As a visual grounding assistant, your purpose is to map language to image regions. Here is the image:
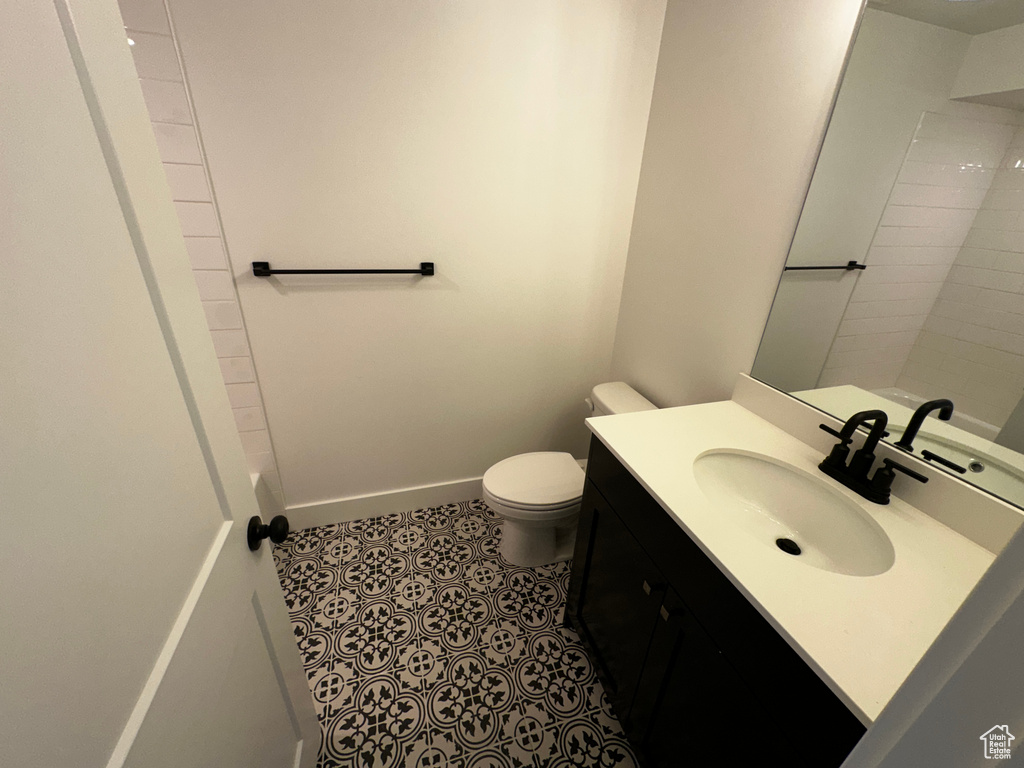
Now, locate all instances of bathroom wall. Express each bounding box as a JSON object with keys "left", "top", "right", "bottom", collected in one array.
[
  {"left": 895, "top": 124, "right": 1024, "bottom": 427},
  {"left": 818, "top": 107, "right": 1020, "bottom": 391},
  {"left": 117, "top": 0, "right": 285, "bottom": 507},
  {"left": 610, "top": 0, "right": 863, "bottom": 406},
  {"left": 160, "top": 0, "right": 667, "bottom": 512}
]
